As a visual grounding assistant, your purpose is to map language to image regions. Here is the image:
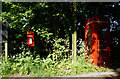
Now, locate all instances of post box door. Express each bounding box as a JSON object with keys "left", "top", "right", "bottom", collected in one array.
[{"left": 27, "top": 31, "right": 35, "bottom": 46}]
